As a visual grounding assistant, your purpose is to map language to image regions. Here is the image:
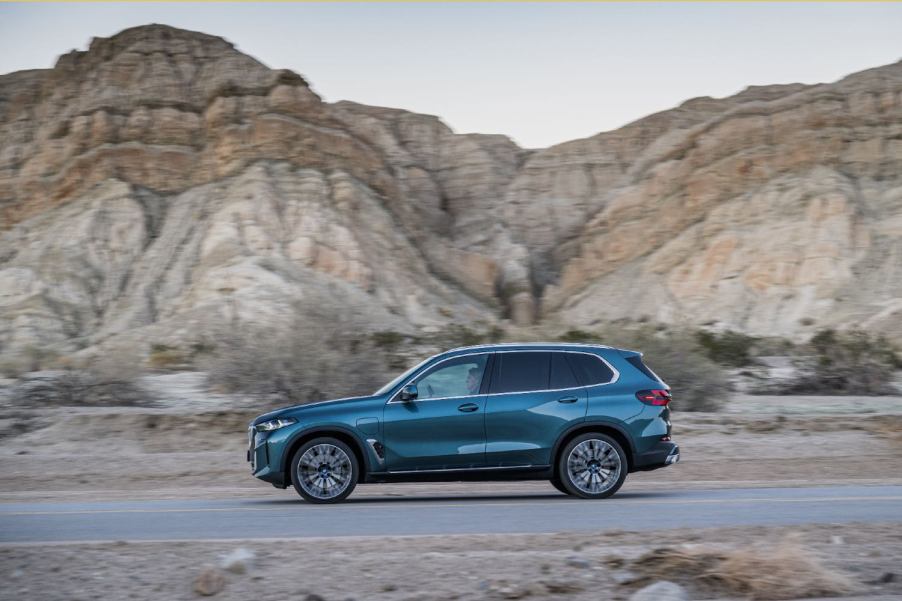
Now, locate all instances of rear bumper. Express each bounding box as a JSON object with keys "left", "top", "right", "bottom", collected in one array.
[{"left": 632, "top": 441, "right": 680, "bottom": 472}]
